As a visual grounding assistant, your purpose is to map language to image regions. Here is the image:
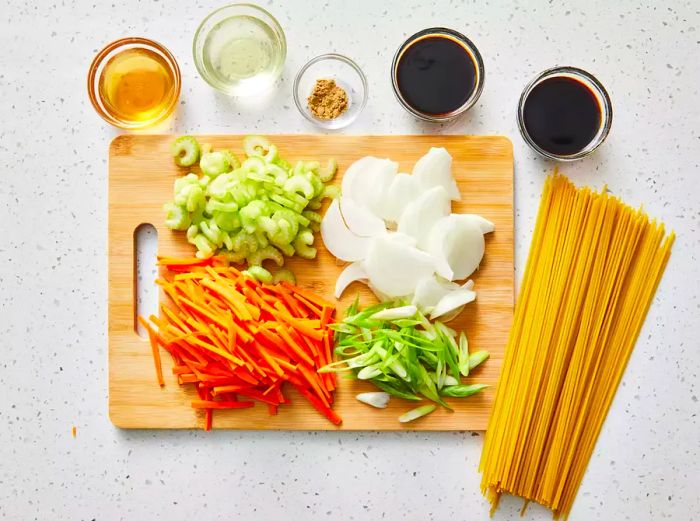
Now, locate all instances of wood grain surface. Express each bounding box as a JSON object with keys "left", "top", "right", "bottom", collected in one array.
[{"left": 108, "top": 134, "right": 513, "bottom": 430}]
